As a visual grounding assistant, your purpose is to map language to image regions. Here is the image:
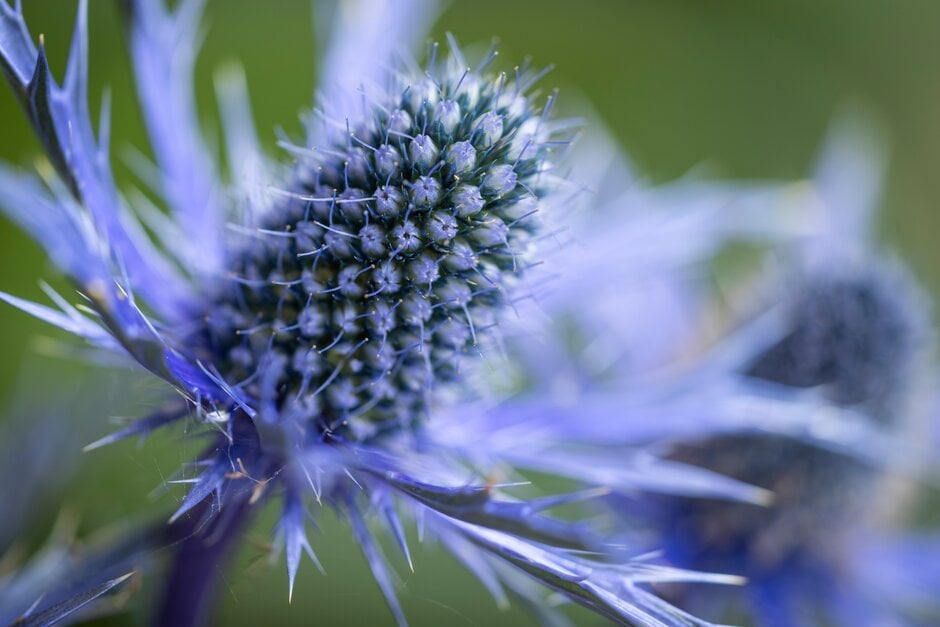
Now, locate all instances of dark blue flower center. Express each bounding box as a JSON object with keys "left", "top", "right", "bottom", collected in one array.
[
  {"left": 660, "top": 271, "right": 922, "bottom": 579},
  {"left": 200, "top": 62, "right": 556, "bottom": 441}
]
